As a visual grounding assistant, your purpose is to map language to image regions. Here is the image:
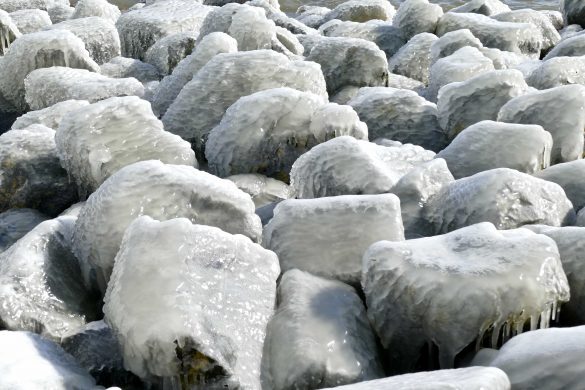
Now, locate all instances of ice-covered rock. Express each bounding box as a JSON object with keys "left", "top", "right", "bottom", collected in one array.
[
  {"left": 47, "top": 3, "right": 74, "bottom": 23},
  {"left": 263, "top": 194, "right": 403, "bottom": 284},
  {"left": 348, "top": 87, "right": 447, "bottom": 151},
  {"left": 206, "top": 88, "right": 367, "bottom": 179},
  {"left": 290, "top": 136, "right": 435, "bottom": 198},
  {"left": 562, "top": 0, "right": 585, "bottom": 27},
  {"left": 0, "top": 208, "right": 48, "bottom": 252},
  {"left": 427, "top": 46, "right": 495, "bottom": 102},
  {"left": 534, "top": 160, "right": 585, "bottom": 211},
  {"left": 450, "top": 0, "right": 510, "bottom": 16},
  {"left": 24, "top": 67, "right": 144, "bottom": 110},
  {"left": 0, "top": 126, "right": 77, "bottom": 216},
  {"left": 363, "top": 222, "right": 570, "bottom": 370},
  {"left": 493, "top": 9, "right": 560, "bottom": 53},
  {"left": 226, "top": 174, "right": 291, "bottom": 208},
  {"left": 392, "top": 0, "right": 443, "bottom": 40},
  {"left": 319, "top": 0, "right": 395, "bottom": 25},
  {"left": 99, "top": 56, "right": 160, "bottom": 83},
  {"left": 162, "top": 50, "right": 327, "bottom": 159},
  {"left": 295, "top": 5, "right": 330, "bottom": 28},
  {"left": 152, "top": 32, "right": 237, "bottom": 117},
  {"left": 0, "top": 10, "right": 20, "bottom": 55},
  {"left": 436, "top": 121, "right": 552, "bottom": 179},
  {"left": 497, "top": 84, "right": 585, "bottom": 164},
  {"left": 0, "top": 29, "right": 98, "bottom": 113},
  {"left": 73, "top": 160, "right": 262, "bottom": 292},
  {"left": 0, "top": 216, "right": 100, "bottom": 340},
  {"left": 116, "top": 0, "right": 214, "bottom": 60},
  {"left": 560, "top": 24, "right": 582, "bottom": 40},
  {"left": 0, "top": 331, "right": 97, "bottom": 389},
  {"left": 578, "top": 207, "right": 585, "bottom": 226},
  {"left": 9, "top": 9, "right": 51, "bottom": 34},
  {"left": 388, "top": 32, "right": 437, "bottom": 85},
  {"left": 104, "top": 216, "right": 279, "bottom": 387},
  {"left": 10, "top": 100, "right": 89, "bottom": 130},
  {"left": 525, "top": 56, "right": 585, "bottom": 89},
  {"left": 430, "top": 29, "right": 483, "bottom": 64},
  {"left": 544, "top": 34, "right": 585, "bottom": 59},
  {"left": 471, "top": 326, "right": 585, "bottom": 390},
  {"left": 72, "top": 0, "right": 120, "bottom": 23},
  {"left": 248, "top": 0, "right": 316, "bottom": 35},
  {"left": 423, "top": 168, "right": 576, "bottom": 234},
  {"left": 263, "top": 270, "right": 384, "bottom": 389},
  {"left": 144, "top": 31, "right": 198, "bottom": 75},
  {"left": 56, "top": 96, "right": 196, "bottom": 196},
  {"left": 0, "top": 0, "right": 68, "bottom": 12},
  {"left": 437, "top": 69, "right": 531, "bottom": 140},
  {"left": 320, "top": 367, "right": 511, "bottom": 390},
  {"left": 542, "top": 10, "right": 564, "bottom": 30},
  {"left": 436, "top": 12, "right": 543, "bottom": 57},
  {"left": 478, "top": 47, "right": 529, "bottom": 70}
]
